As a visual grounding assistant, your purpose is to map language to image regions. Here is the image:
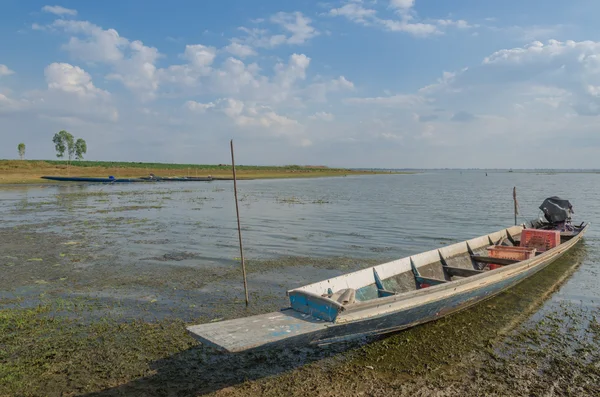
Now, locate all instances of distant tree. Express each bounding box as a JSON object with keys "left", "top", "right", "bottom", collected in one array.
[
  {"left": 17, "top": 143, "right": 25, "bottom": 160},
  {"left": 52, "top": 130, "right": 74, "bottom": 161},
  {"left": 74, "top": 138, "right": 87, "bottom": 160}
]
